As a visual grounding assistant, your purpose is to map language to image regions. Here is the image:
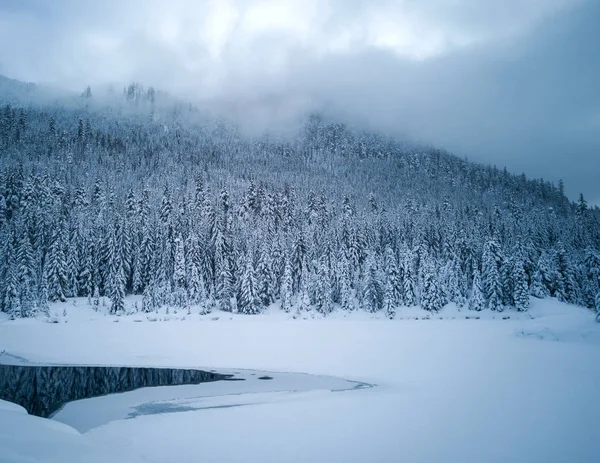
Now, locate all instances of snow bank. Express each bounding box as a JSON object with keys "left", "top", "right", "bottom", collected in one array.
[{"left": 0, "top": 399, "right": 143, "bottom": 463}]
